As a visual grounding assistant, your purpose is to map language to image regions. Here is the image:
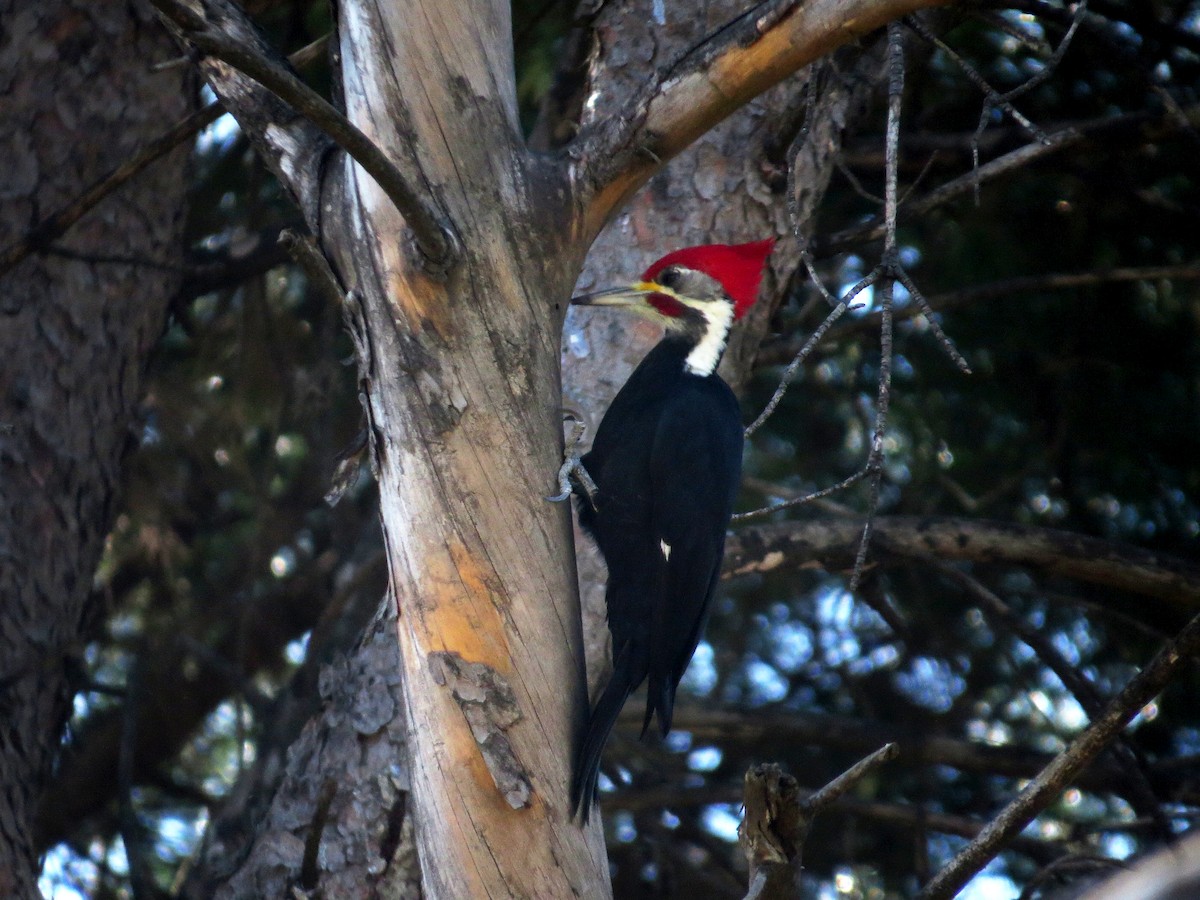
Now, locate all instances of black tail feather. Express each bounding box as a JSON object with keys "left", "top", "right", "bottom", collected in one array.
[
  {"left": 640, "top": 669, "right": 676, "bottom": 739},
  {"left": 572, "top": 647, "right": 639, "bottom": 822}
]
